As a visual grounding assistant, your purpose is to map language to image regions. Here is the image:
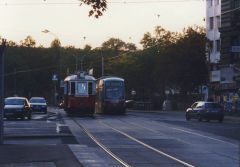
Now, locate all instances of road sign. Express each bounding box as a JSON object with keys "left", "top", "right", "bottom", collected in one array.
[{"left": 52, "top": 74, "right": 58, "bottom": 81}]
